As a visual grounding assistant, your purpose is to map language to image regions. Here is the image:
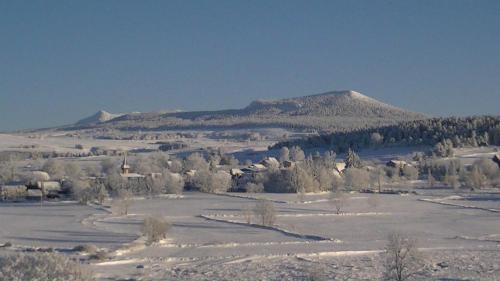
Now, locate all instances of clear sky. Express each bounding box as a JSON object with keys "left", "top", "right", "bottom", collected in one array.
[{"left": 1, "top": 0, "right": 499, "bottom": 131}]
